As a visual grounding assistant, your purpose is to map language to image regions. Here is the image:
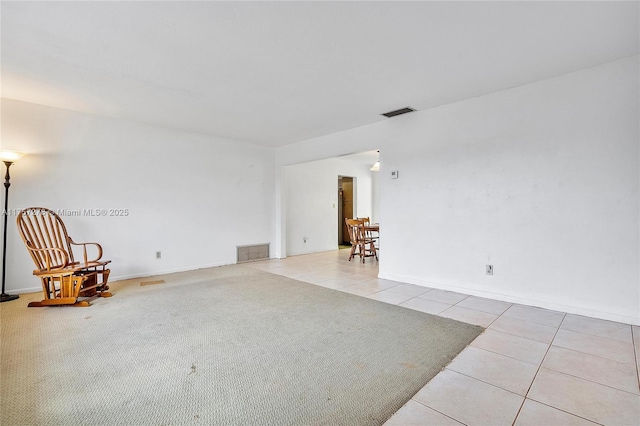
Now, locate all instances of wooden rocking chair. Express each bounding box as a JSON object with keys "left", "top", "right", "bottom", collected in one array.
[{"left": 16, "top": 207, "right": 112, "bottom": 307}]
